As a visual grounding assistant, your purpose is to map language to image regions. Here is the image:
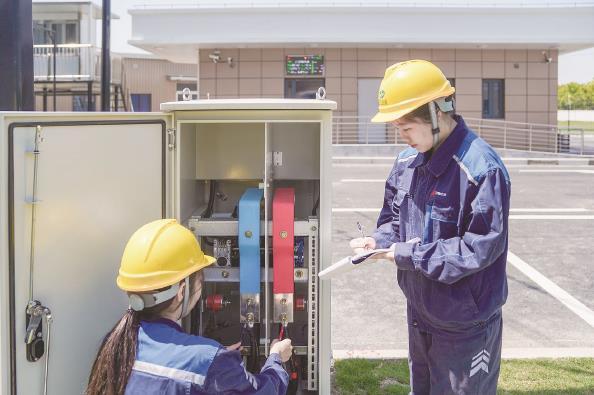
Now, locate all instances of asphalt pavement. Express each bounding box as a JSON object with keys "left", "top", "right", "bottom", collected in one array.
[{"left": 330, "top": 150, "right": 594, "bottom": 359}]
